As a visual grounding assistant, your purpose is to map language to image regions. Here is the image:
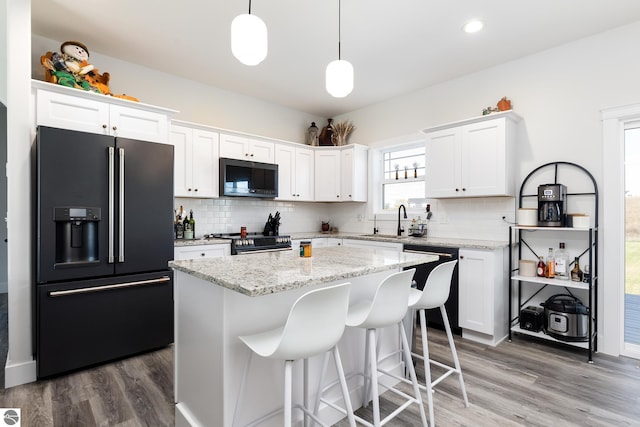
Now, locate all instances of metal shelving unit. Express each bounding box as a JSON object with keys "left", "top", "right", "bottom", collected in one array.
[{"left": 508, "top": 162, "right": 598, "bottom": 362}]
